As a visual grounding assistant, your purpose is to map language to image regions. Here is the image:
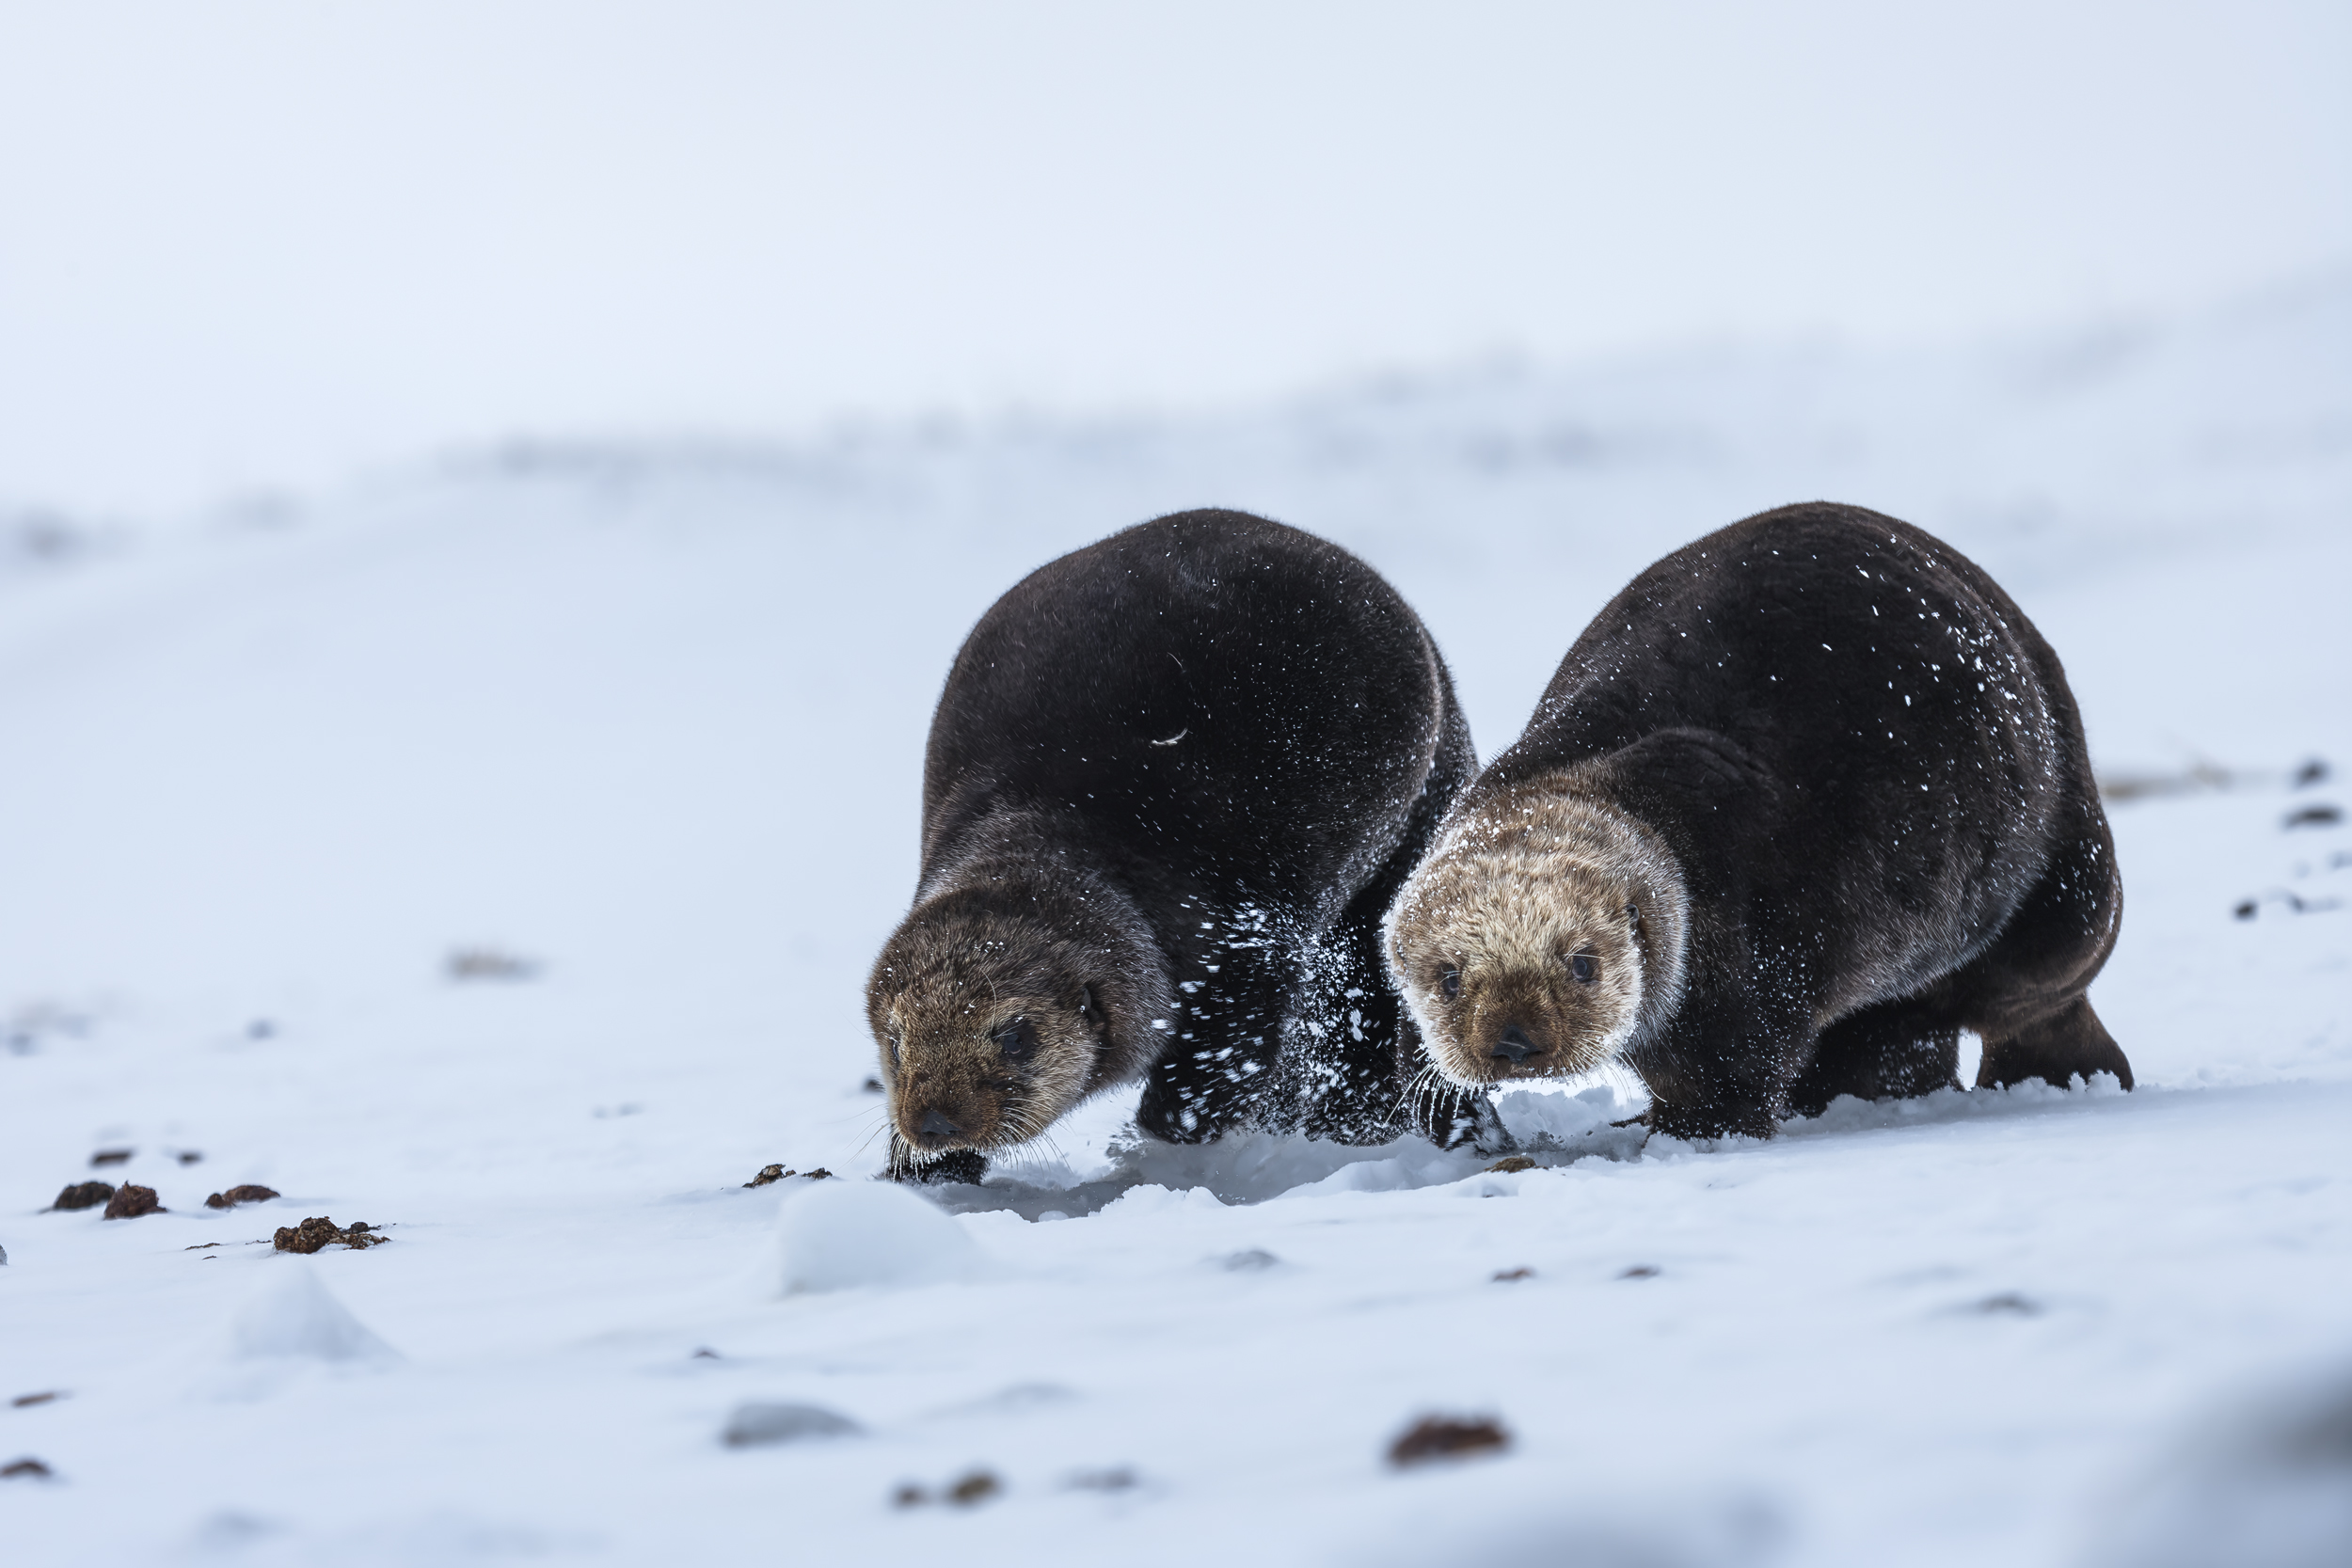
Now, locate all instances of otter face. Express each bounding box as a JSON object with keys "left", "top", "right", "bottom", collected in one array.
[
  {"left": 866, "top": 910, "right": 1110, "bottom": 1163},
  {"left": 1388, "top": 849, "right": 1648, "bottom": 1089}
]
